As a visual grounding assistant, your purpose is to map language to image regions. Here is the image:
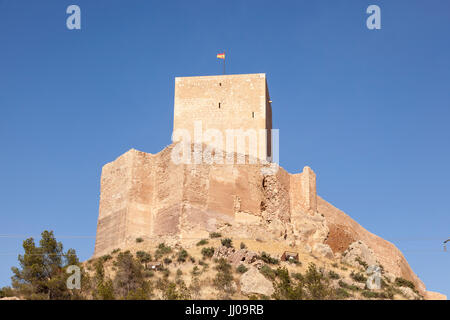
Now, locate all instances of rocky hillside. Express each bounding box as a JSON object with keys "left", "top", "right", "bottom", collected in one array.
[{"left": 83, "top": 235, "right": 431, "bottom": 300}]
